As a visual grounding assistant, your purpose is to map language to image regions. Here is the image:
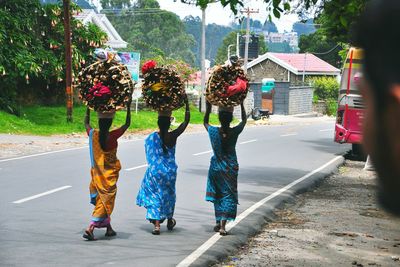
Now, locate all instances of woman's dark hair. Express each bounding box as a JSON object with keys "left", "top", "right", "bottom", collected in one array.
[
  {"left": 158, "top": 116, "right": 171, "bottom": 154},
  {"left": 98, "top": 118, "right": 112, "bottom": 151},
  {"left": 218, "top": 111, "right": 233, "bottom": 153}
]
